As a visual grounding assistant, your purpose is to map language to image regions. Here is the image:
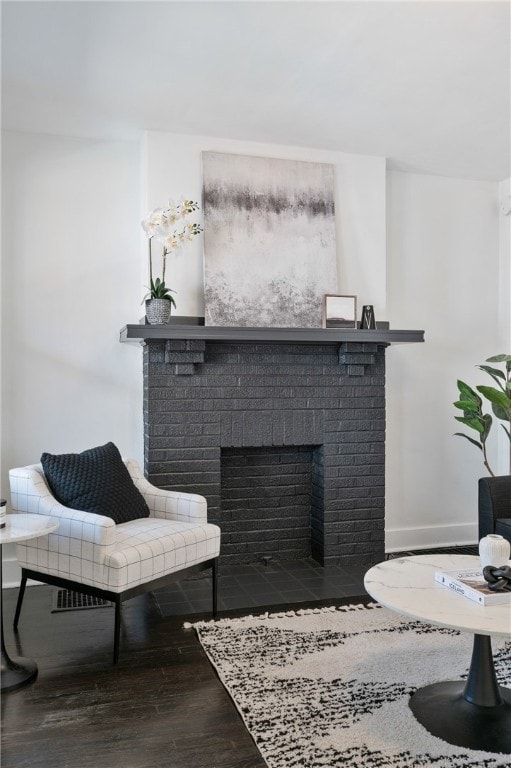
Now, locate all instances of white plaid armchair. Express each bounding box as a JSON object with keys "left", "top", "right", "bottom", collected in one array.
[{"left": 9, "top": 459, "right": 220, "bottom": 663}]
